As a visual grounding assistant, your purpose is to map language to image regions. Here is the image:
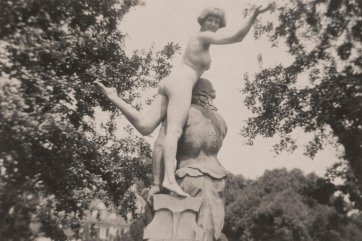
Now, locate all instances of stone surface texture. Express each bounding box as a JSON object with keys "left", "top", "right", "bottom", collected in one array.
[{"left": 144, "top": 78, "right": 228, "bottom": 241}]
